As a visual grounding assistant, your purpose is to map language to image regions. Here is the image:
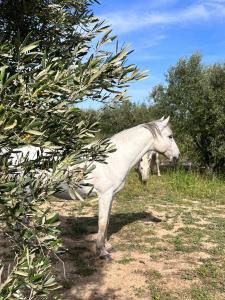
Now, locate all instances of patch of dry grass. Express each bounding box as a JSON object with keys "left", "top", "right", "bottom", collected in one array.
[{"left": 48, "top": 169, "right": 225, "bottom": 299}]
